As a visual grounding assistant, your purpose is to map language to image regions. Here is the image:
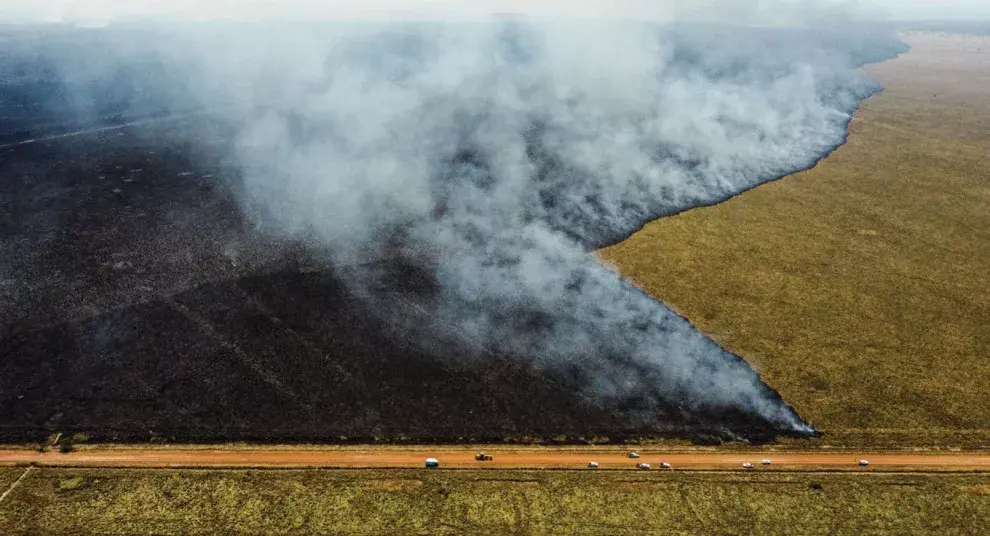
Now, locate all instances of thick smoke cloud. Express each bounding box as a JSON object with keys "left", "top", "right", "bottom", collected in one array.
[
  {"left": 173, "top": 21, "right": 902, "bottom": 432},
  {"left": 3, "top": 18, "right": 906, "bottom": 435}
]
